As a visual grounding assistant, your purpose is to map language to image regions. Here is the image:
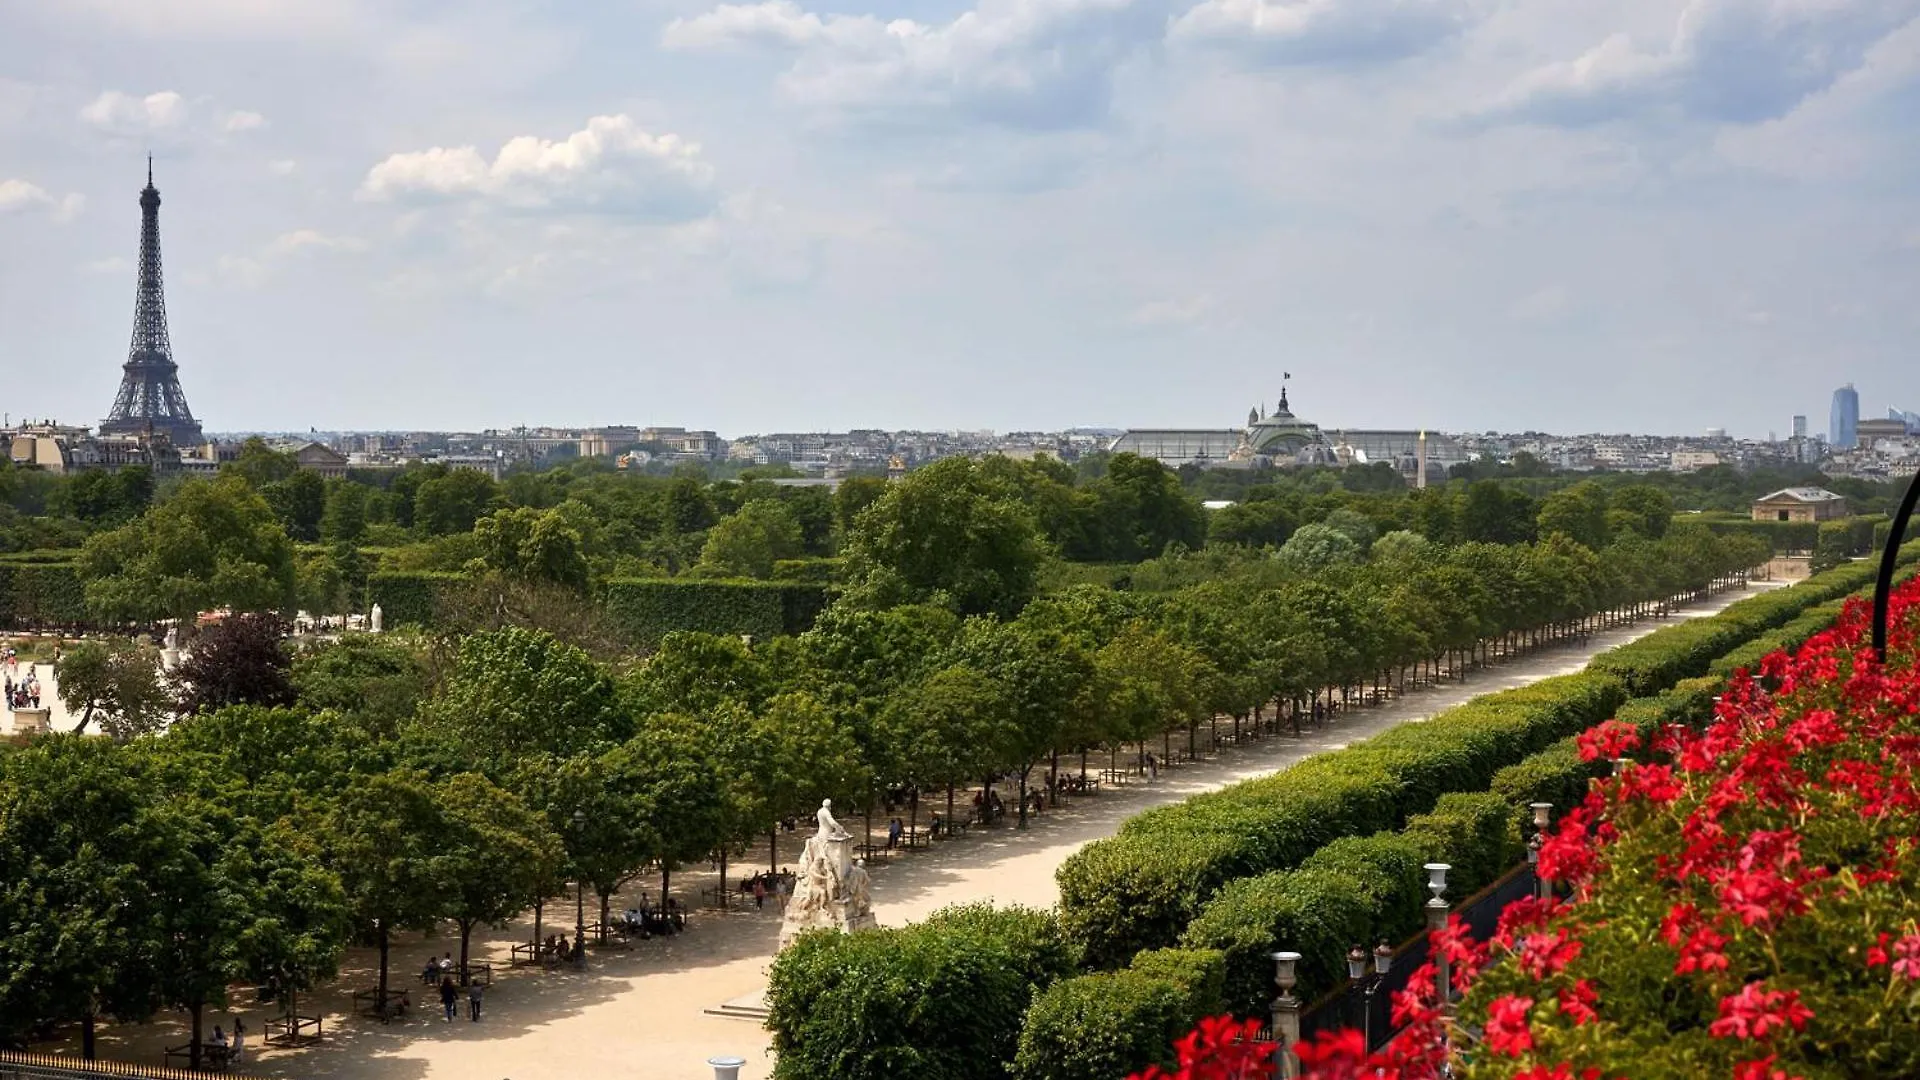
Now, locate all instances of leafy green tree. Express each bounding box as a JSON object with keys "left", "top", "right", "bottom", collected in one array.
[
  {"left": 1277, "top": 522, "right": 1361, "bottom": 572},
  {"left": 1093, "top": 454, "right": 1206, "bottom": 561},
  {"left": 844, "top": 456, "right": 1048, "bottom": 617},
  {"left": 172, "top": 613, "right": 297, "bottom": 716},
  {"left": 698, "top": 499, "right": 805, "bottom": 578},
  {"left": 292, "top": 635, "right": 429, "bottom": 739},
  {"left": 52, "top": 466, "right": 153, "bottom": 525},
  {"left": 414, "top": 468, "right": 502, "bottom": 536},
  {"left": 435, "top": 773, "right": 563, "bottom": 978},
  {"left": 1370, "top": 529, "right": 1435, "bottom": 566},
  {"left": 262, "top": 470, "right": 326, "bottom": 542},
  {"left": 1536, "top": 481, "right": 1611, "bottom": 549},
  {"left": 222, "top": 438, "right": 297, "bottom": 488},
  {"left": 319, "top": 480, "right": 369, "bottom": 543},
  {"left": 1460, "top": 481, "right": 1536, "bottom": 545},
  {"left": 1320, "top": 508, "right": 1379, "bottom": 552},
  {"left": 474, "top": 506, "right": 591, "bottom": 591},
  {"left": 625, "top": 631, "right": 770, "bottom": 716},
  {"left": 414, "top": 625, "right": 630, "bottom": 765},
  {"left": 80, "top": 474, "right": 298, "bottom": 622},
  {"left": 322, "top": 768, "right": 459, "bottom": 1012},
  {"left": 57, "top": 641, "right": 170, "bottom": 739},
  {"left": 746, "top": 691, "right": 871, "bottom": 865},
  {"left": 876, "top": 663, "right": 1012, "bottom": 823},
  {"left": 0, "top": 740, "right": 166, "bottom": 1054},
  {"left": 1207, "top": 498, "right": 1295, "bottom": 548},
  {"left": 664, "top": 474, "right": 718, "bottom": 534},
  {"left": 833, "top": 476, "right": 890, "bottom": 540},
  {"left": 1609, "top": 485, "right": 1674, "bottom": 539},
  {"left": 949, "top": 616, "right": 1092, "bottom": 827}
]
